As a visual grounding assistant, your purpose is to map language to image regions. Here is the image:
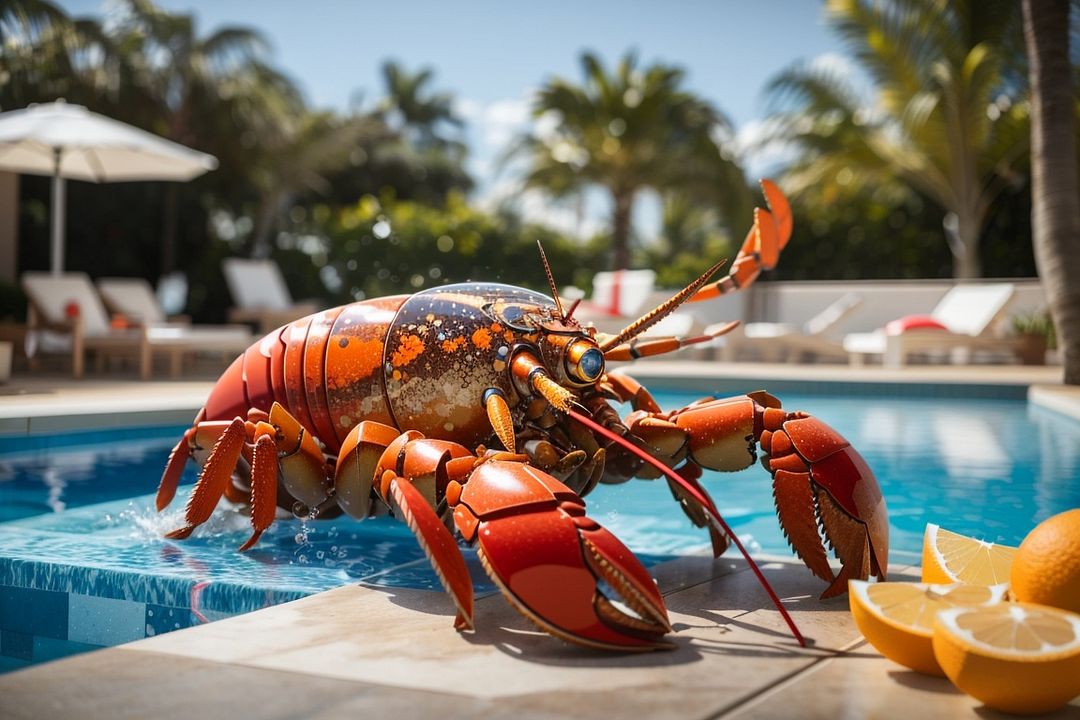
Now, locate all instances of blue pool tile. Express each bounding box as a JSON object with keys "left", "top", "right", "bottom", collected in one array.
[
  {"left": 0, "top": 586, "right": 67, "bottom": 639},
  {"left": 68, "top": 594, "right": 146, "bottom": 646},
  {"left": 1, "top": 629, "right": 32, "bottom": 660},
  {"left": 32, "top": 636, "right": 100, "bottom": 663},
  {"left": 0, "top": 655, "right": 30, "bottom": 673},
  {"left": 144, "top": 604, "right": 194, "bottom": 637}
]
